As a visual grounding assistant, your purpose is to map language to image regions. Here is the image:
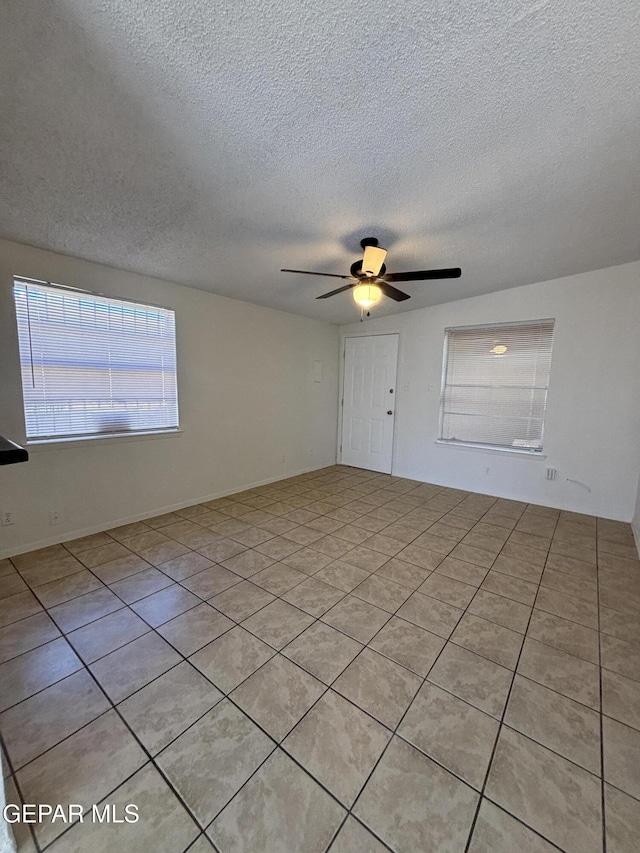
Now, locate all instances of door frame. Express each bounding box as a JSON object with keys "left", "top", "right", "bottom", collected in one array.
[{"left": 338, "top": 331, "right": 402, "bottom": 473}]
